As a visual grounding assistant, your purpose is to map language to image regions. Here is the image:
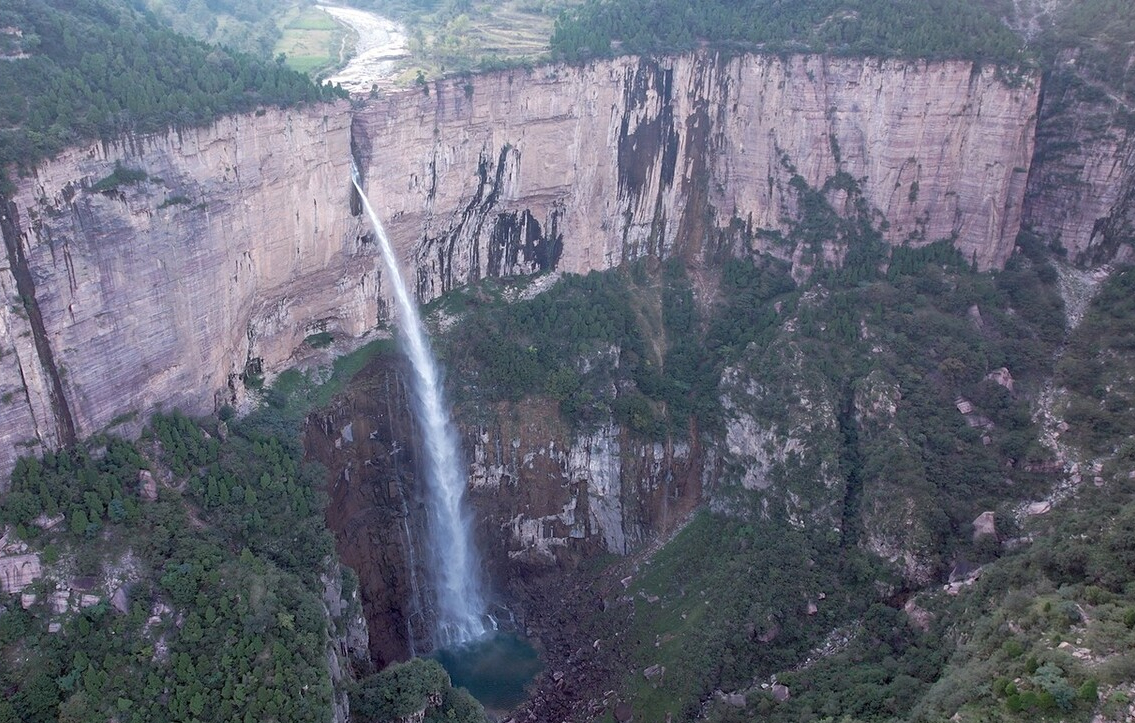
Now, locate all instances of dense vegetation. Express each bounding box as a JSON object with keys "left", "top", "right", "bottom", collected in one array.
[
  {"left": 0, "top": 0, "right": 344, "bottom": 193},
  {"left": 1056, "top": 267, "right": 1135, "bottom": 454},
  {"left": 443, "top": 255, "right": 794, "bottom": 436},
  {"left": 0, "top": 410, "right": 336, "bottom": 723},
  {"left": 351, "top": 657, "right": 486, "bottom": 722},
  {"left": 136, "top": 0, "right": 291, "bottom": 57},
  {"left": 1031, "top": 0, "right": 1135, "bottom": 104},
  {"left": 550, "top": 0, "right": 1026, "bottom": 63}
]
